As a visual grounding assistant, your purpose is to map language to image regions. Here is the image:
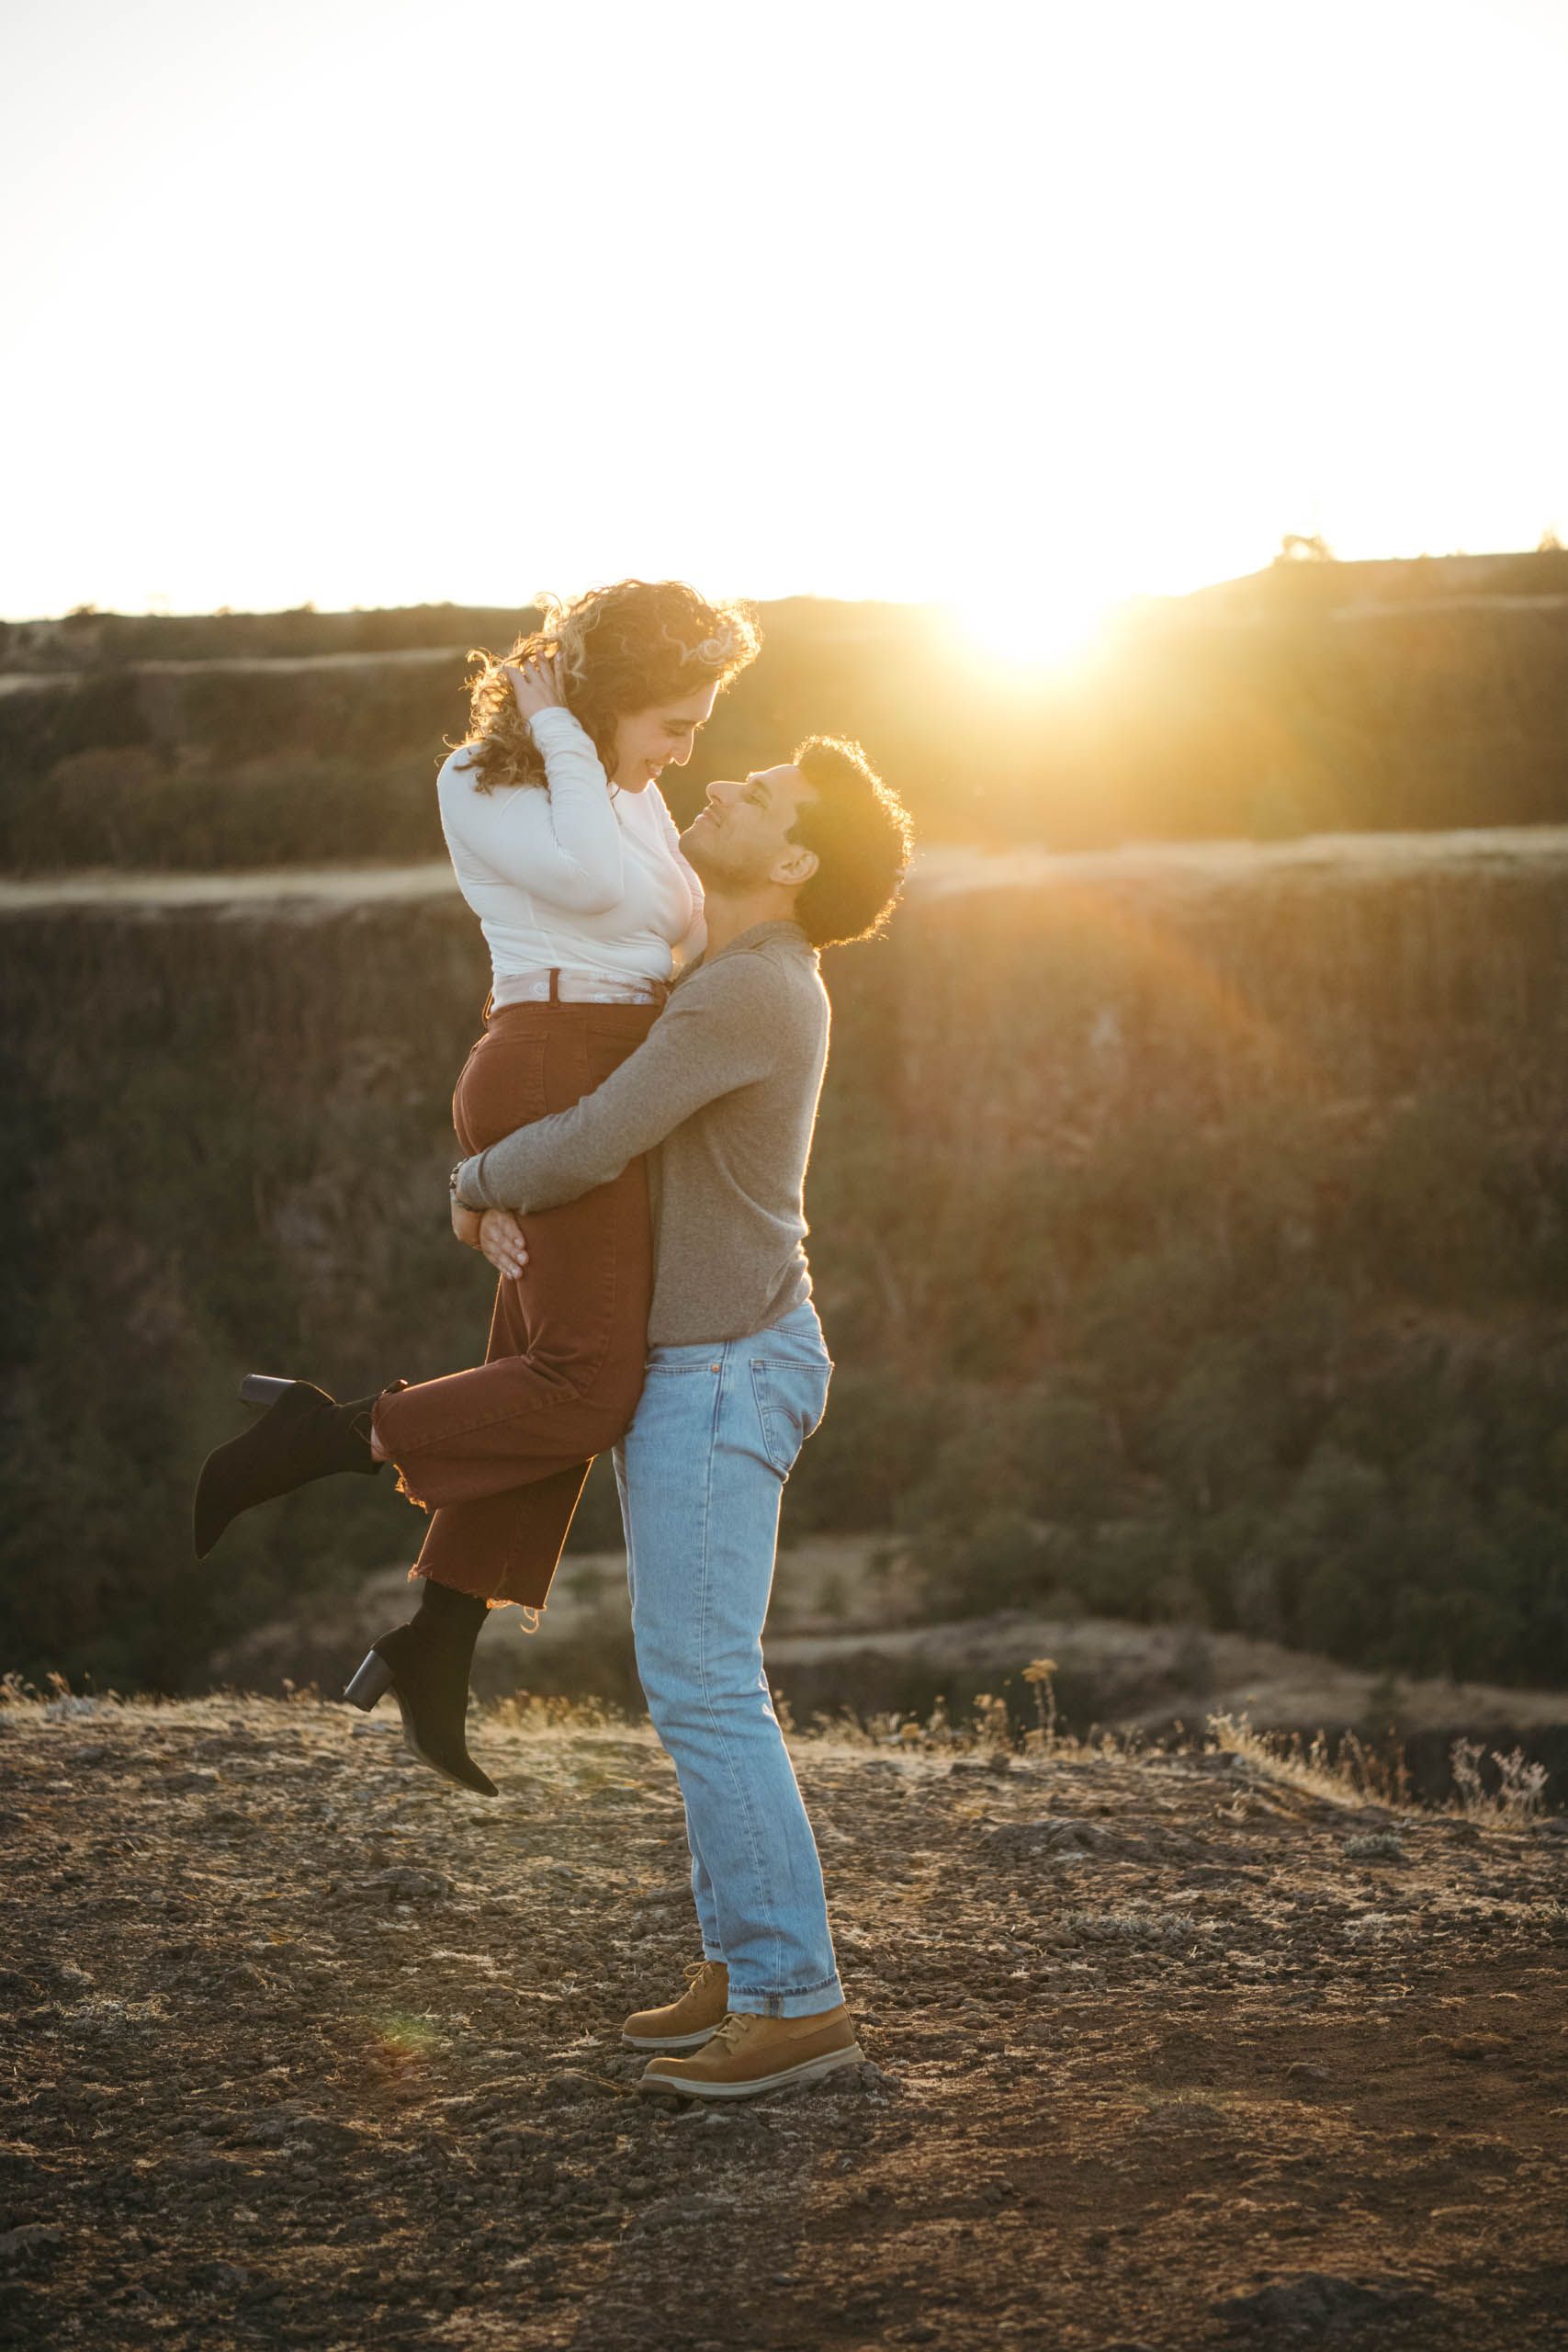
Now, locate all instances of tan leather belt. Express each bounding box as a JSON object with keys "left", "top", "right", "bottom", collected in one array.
[{"left": 491, "top": 966, "right": 667, "bottom": 1008}]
